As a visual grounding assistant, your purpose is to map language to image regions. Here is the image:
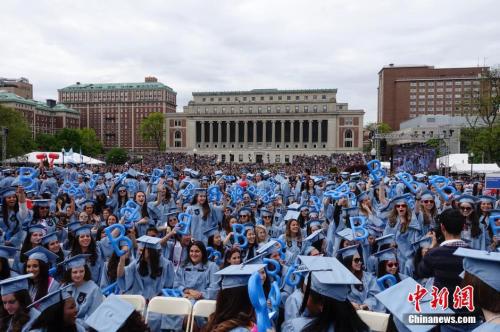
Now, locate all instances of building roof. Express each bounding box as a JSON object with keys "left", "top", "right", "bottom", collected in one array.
[
  {"left": 59, "top": 81, "right": 176, "bottom": 93},
  {"left": 0, "top": 90, "right": 36, "bottom": 106},
  {"left": 192, "top": 88, "right": 337, "bottom": 96},
  {"left": 0, "top": 90, "right": 79, "bottom": 115}
]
